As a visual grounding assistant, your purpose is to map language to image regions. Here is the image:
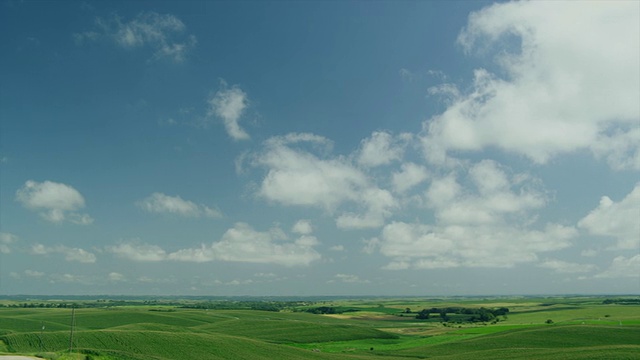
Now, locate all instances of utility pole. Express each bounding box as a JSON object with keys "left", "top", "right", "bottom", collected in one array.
[
  {"left": 68, "top": 307, "right": 75, "bottom": 353},
  {"left": 39, "top": 321, "right": 44, "bottom": 352}
]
